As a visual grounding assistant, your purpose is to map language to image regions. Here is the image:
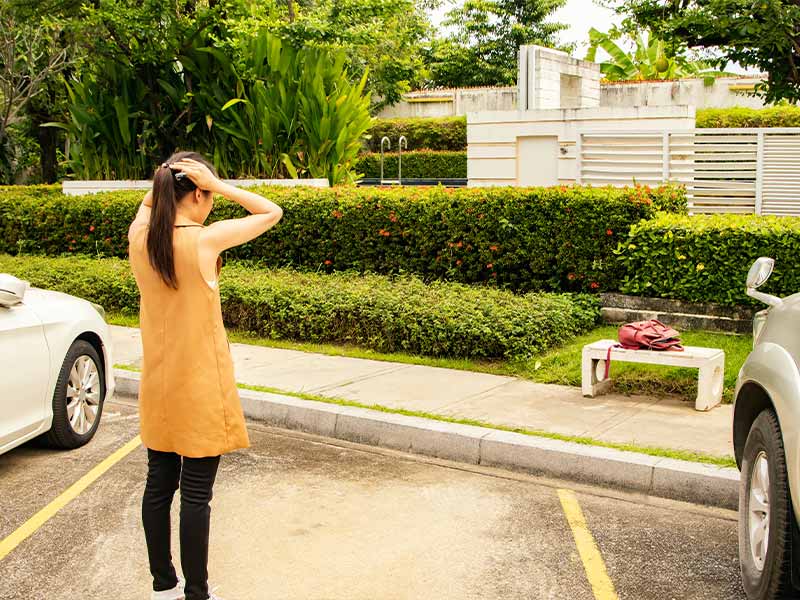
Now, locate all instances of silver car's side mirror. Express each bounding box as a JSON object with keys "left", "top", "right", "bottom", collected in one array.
[
  {"left": 0, "top": 273, "right": 29, "bottom": 308},
  {"left": 746, "top": 257, "right": 774, "bottom": 289},
  {"left": 746, "top": 258, "right": 782, "bottom": 307}
]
